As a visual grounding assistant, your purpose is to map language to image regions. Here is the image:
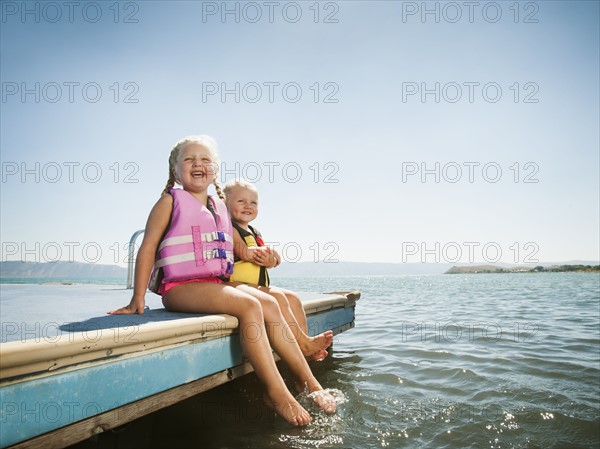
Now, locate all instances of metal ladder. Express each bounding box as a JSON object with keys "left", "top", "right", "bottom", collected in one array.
[{"left": 126, "top": 229, "right": 145, "bottom": 289}]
